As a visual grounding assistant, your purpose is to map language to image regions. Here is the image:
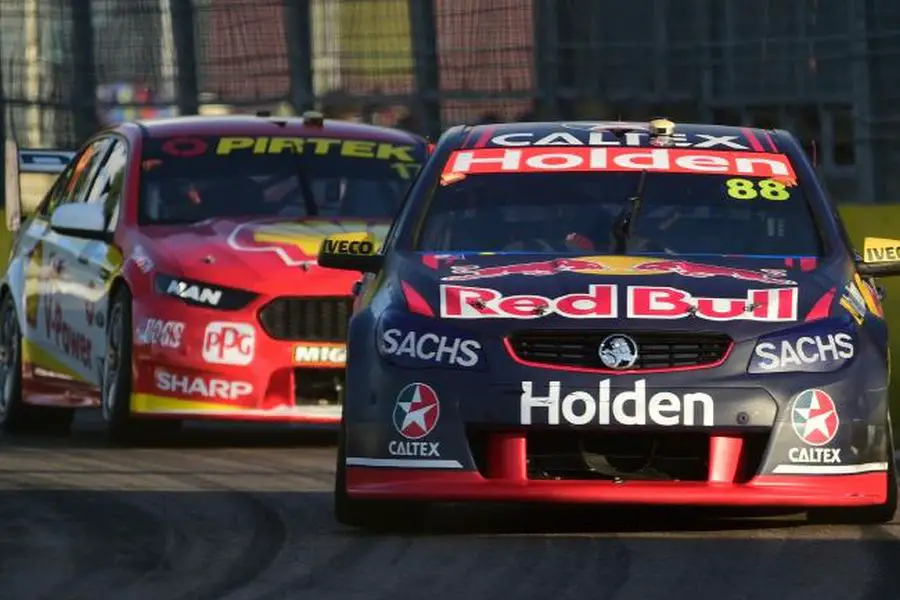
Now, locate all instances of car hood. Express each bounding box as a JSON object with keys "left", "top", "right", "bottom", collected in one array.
[
  {"left": 398, "top": 252, "right": 848, "bottom": 340},
  {"left": 139, "top": 217, "right": 391, "bottom": 295}
]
